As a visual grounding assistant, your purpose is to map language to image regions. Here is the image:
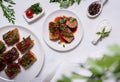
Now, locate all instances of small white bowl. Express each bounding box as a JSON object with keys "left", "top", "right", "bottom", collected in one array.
[
  {"left": 23, "top": 6, "right": 44, "bottom": 23},
  {"left": 87, "top": 1, "right": 102, "bottom": 18}
]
